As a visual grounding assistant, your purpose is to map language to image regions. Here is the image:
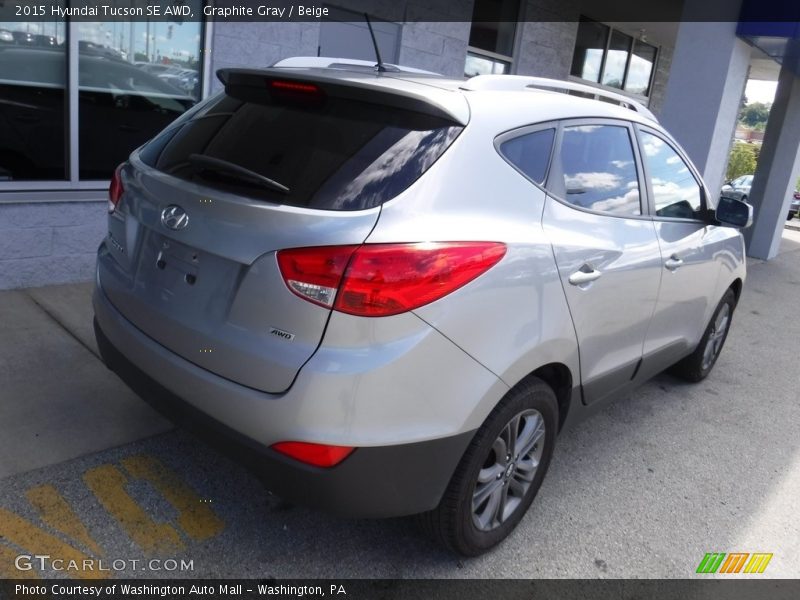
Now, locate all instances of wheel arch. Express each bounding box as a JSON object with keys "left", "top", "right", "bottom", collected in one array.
[
  {"left": 729, "top": 277, "right": 743, "bottom": 303},
  {"left": 510, "top": 362, "right": 574, "bottom": 433}
]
